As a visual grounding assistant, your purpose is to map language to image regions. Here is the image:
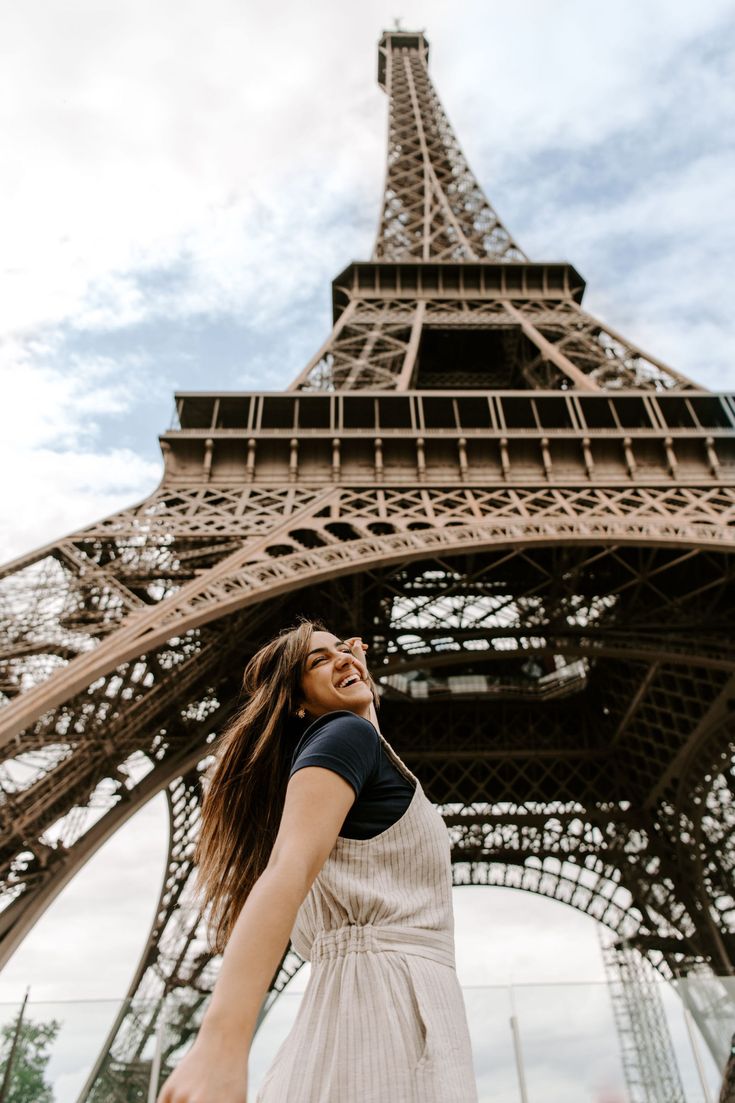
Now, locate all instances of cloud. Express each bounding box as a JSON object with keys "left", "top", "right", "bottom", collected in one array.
[
  {"left": 444, "top": 0, "right": 734, "bottom": 156},
  {"left": 0, "top": 0, "right": 383, "bottom": 340},
  {"left": 0, "top": 444, "right": 161, "bottom": 562},
  {"left": 0, "top": 336, "right": 161, "bottom": 558}
]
